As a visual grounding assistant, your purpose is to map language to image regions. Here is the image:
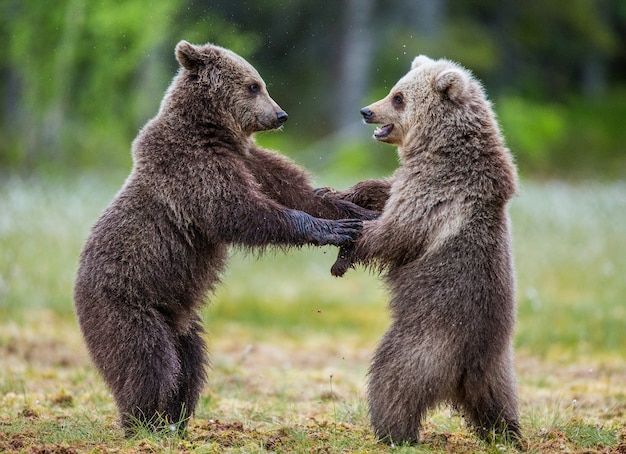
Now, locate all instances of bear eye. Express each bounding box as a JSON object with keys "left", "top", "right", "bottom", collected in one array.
[
  {"left": 392, "top": 93, "right": 404, "bottom": 107},
  {"left": 249, "top": 83, "right": 260, "bottom": 94}
]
